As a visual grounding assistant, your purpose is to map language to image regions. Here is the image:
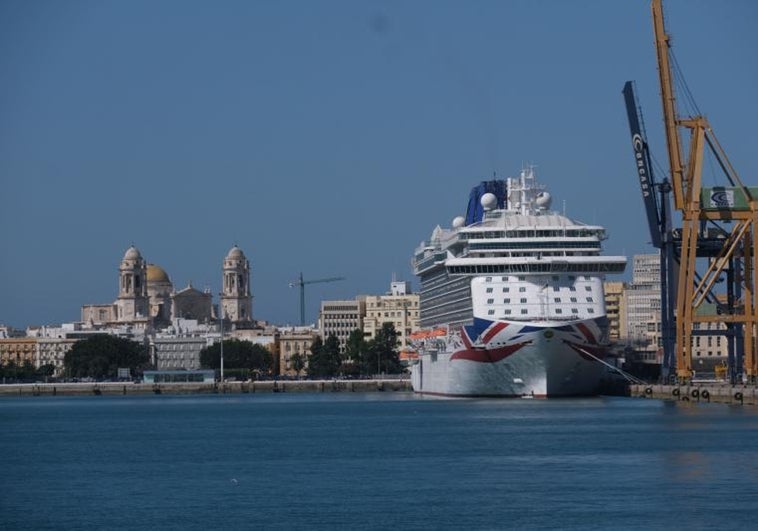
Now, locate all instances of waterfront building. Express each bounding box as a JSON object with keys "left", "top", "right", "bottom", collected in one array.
[
  {"left": 362, "top": 281, "right": 420, "bottom": 350},
  {"left": 0, "top": 338, "right": 38, "bottom": 370},
  {"left": 603, "top": 281, "right": 626, "bottom": 343},
  {"left": 278, "top": 326, "right": 319, "bottom": 377},
  {"left": 318, "top": 299, "right": 365, "bottom": 353},
  {"left": 622, "top": 254, "right": 661, "bottom": 354},
  {"left": 150, "top": 336, "right": 208, "bottom": 371},
  {"left": 36, "top": 338, "right": 76, "bottom": 376}
]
